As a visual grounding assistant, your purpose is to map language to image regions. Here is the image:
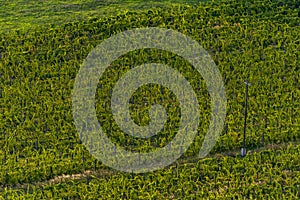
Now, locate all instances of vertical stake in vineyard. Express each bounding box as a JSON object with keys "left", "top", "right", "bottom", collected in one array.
[{"left": 241, "top": 81, "right": 251, "bottom": 157}]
